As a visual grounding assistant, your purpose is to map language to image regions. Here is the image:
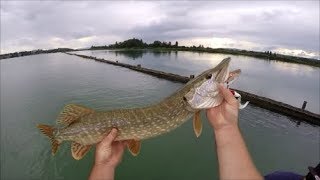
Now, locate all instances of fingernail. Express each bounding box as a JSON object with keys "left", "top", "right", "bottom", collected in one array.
[{"left": 111, "top": 128, "right": 118, "bottom": 134}]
